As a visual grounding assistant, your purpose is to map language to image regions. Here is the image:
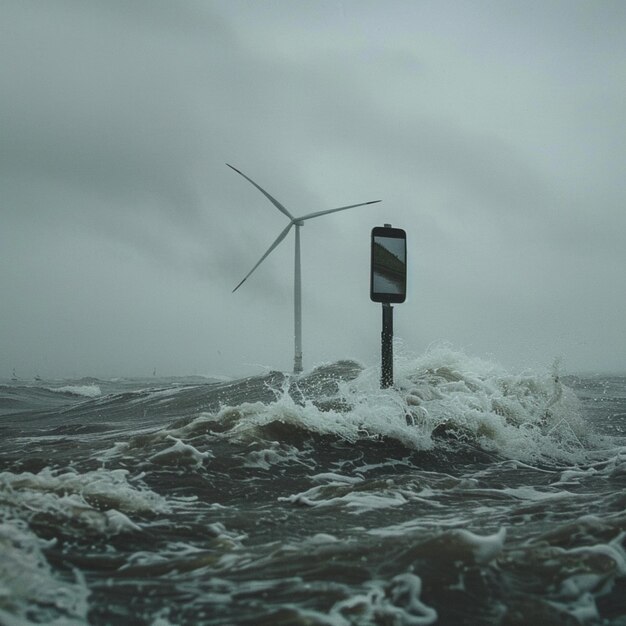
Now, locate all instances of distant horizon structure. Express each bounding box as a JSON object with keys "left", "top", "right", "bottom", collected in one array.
[{"left": 228, "top": 164, "right": 381, "bottom": 374}]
